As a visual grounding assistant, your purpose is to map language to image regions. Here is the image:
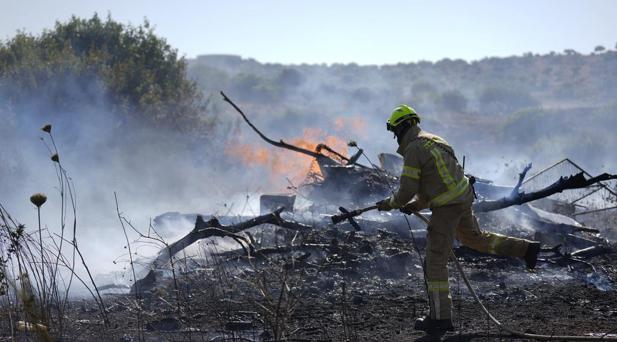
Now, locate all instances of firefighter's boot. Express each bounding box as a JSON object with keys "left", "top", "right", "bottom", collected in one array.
[{"left": 414, "top": 316, "right": 454, "bottom": 334}]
